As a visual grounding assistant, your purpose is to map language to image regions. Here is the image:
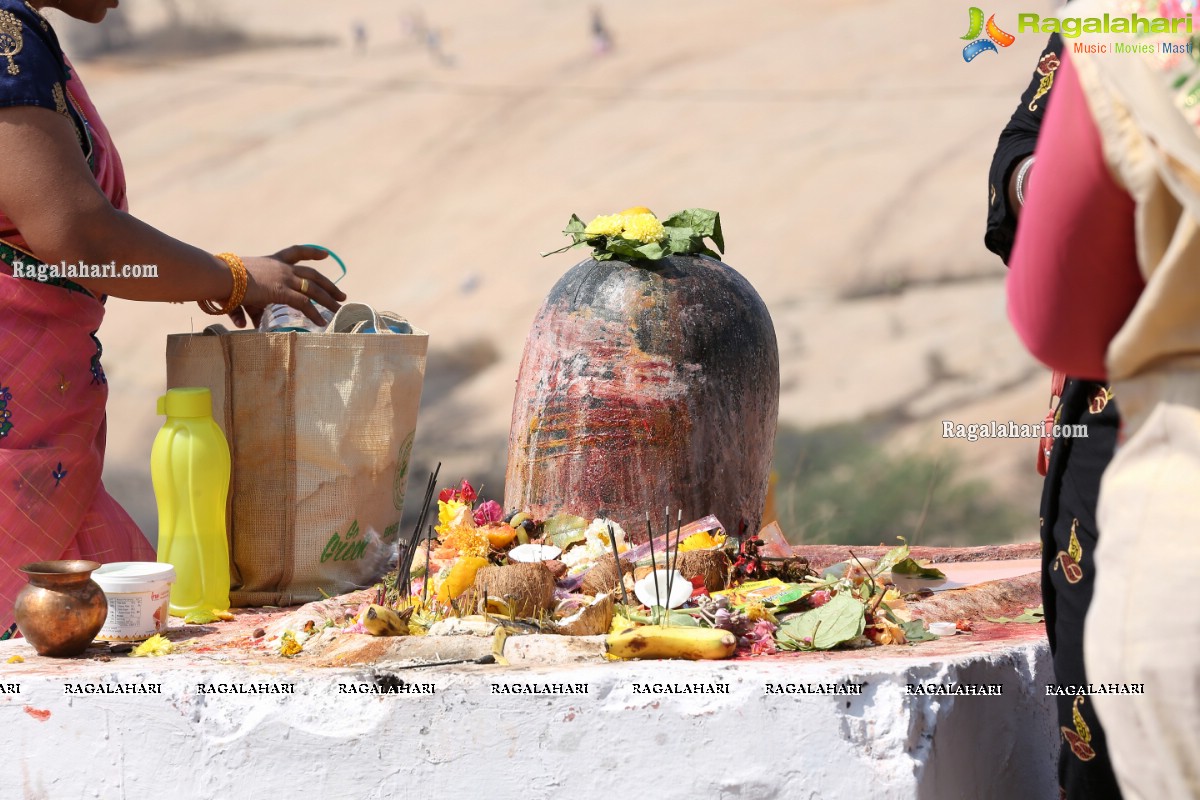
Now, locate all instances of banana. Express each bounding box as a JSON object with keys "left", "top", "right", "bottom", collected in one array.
[
  {"left": 605, "top": 624, "right": 737, "bottom": 661},
  {"left": 362, "top": 604, "right": 413, "bottom": 637}
]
